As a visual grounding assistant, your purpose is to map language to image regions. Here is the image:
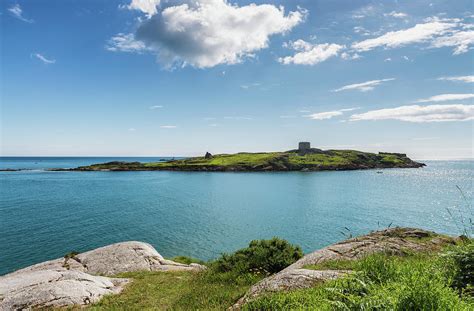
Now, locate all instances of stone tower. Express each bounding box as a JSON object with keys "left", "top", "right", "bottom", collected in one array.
[{"left": 298, "top": 142, "right": 311, "bottom": 152}]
